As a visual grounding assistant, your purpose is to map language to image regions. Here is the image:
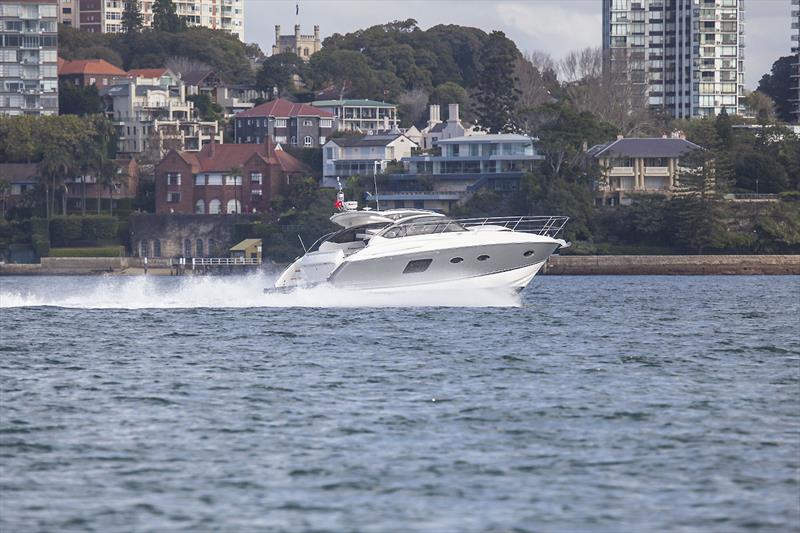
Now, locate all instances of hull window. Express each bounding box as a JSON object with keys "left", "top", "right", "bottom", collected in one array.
[
  {"left": 523, "top": 250, "right": 535, "bottom": 257},
  {"left": 403, "top": 259, "right": 433, "bottom": 274},
  {"left": 477, "top": 255, "right": 490, "bottom": 262},
  {"left": 450, "top": 257, "right": 464, "bottom": 264}
]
